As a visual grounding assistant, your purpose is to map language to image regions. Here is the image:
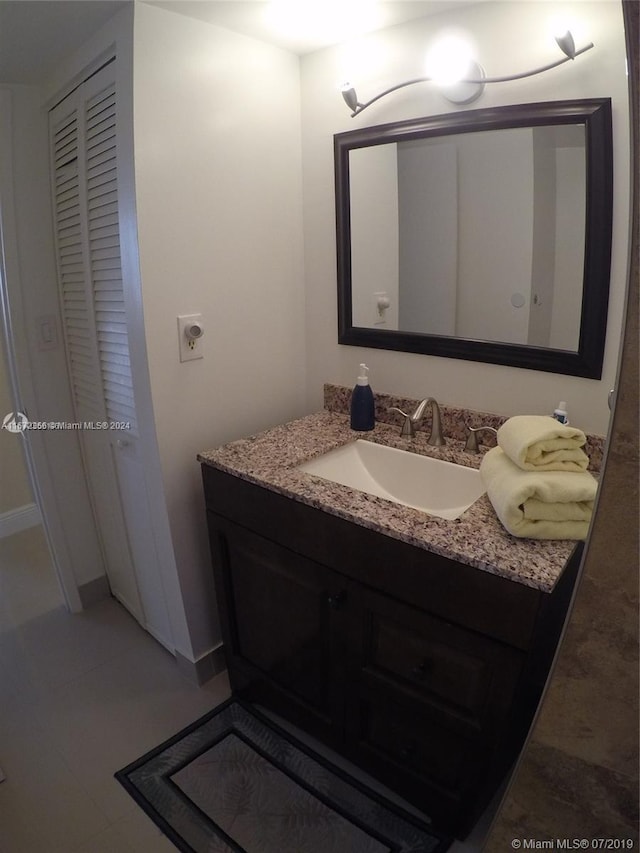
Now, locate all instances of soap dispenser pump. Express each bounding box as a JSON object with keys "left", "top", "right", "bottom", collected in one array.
[
  {"left": 552, "top": 401, "right": 569, "bottom": 425},
  {"left": 350, "top": 363, "right": 375, "bottom": 431}
]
